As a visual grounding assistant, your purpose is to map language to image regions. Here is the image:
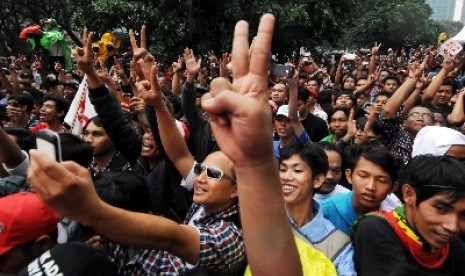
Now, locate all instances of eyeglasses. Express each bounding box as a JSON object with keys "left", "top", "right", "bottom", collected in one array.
[
  {"left": 408, "top": 112, "right": 433, "bottom": 120},
  {"left": 194, "top": 163, "right": 236, "bottom": 182}
]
